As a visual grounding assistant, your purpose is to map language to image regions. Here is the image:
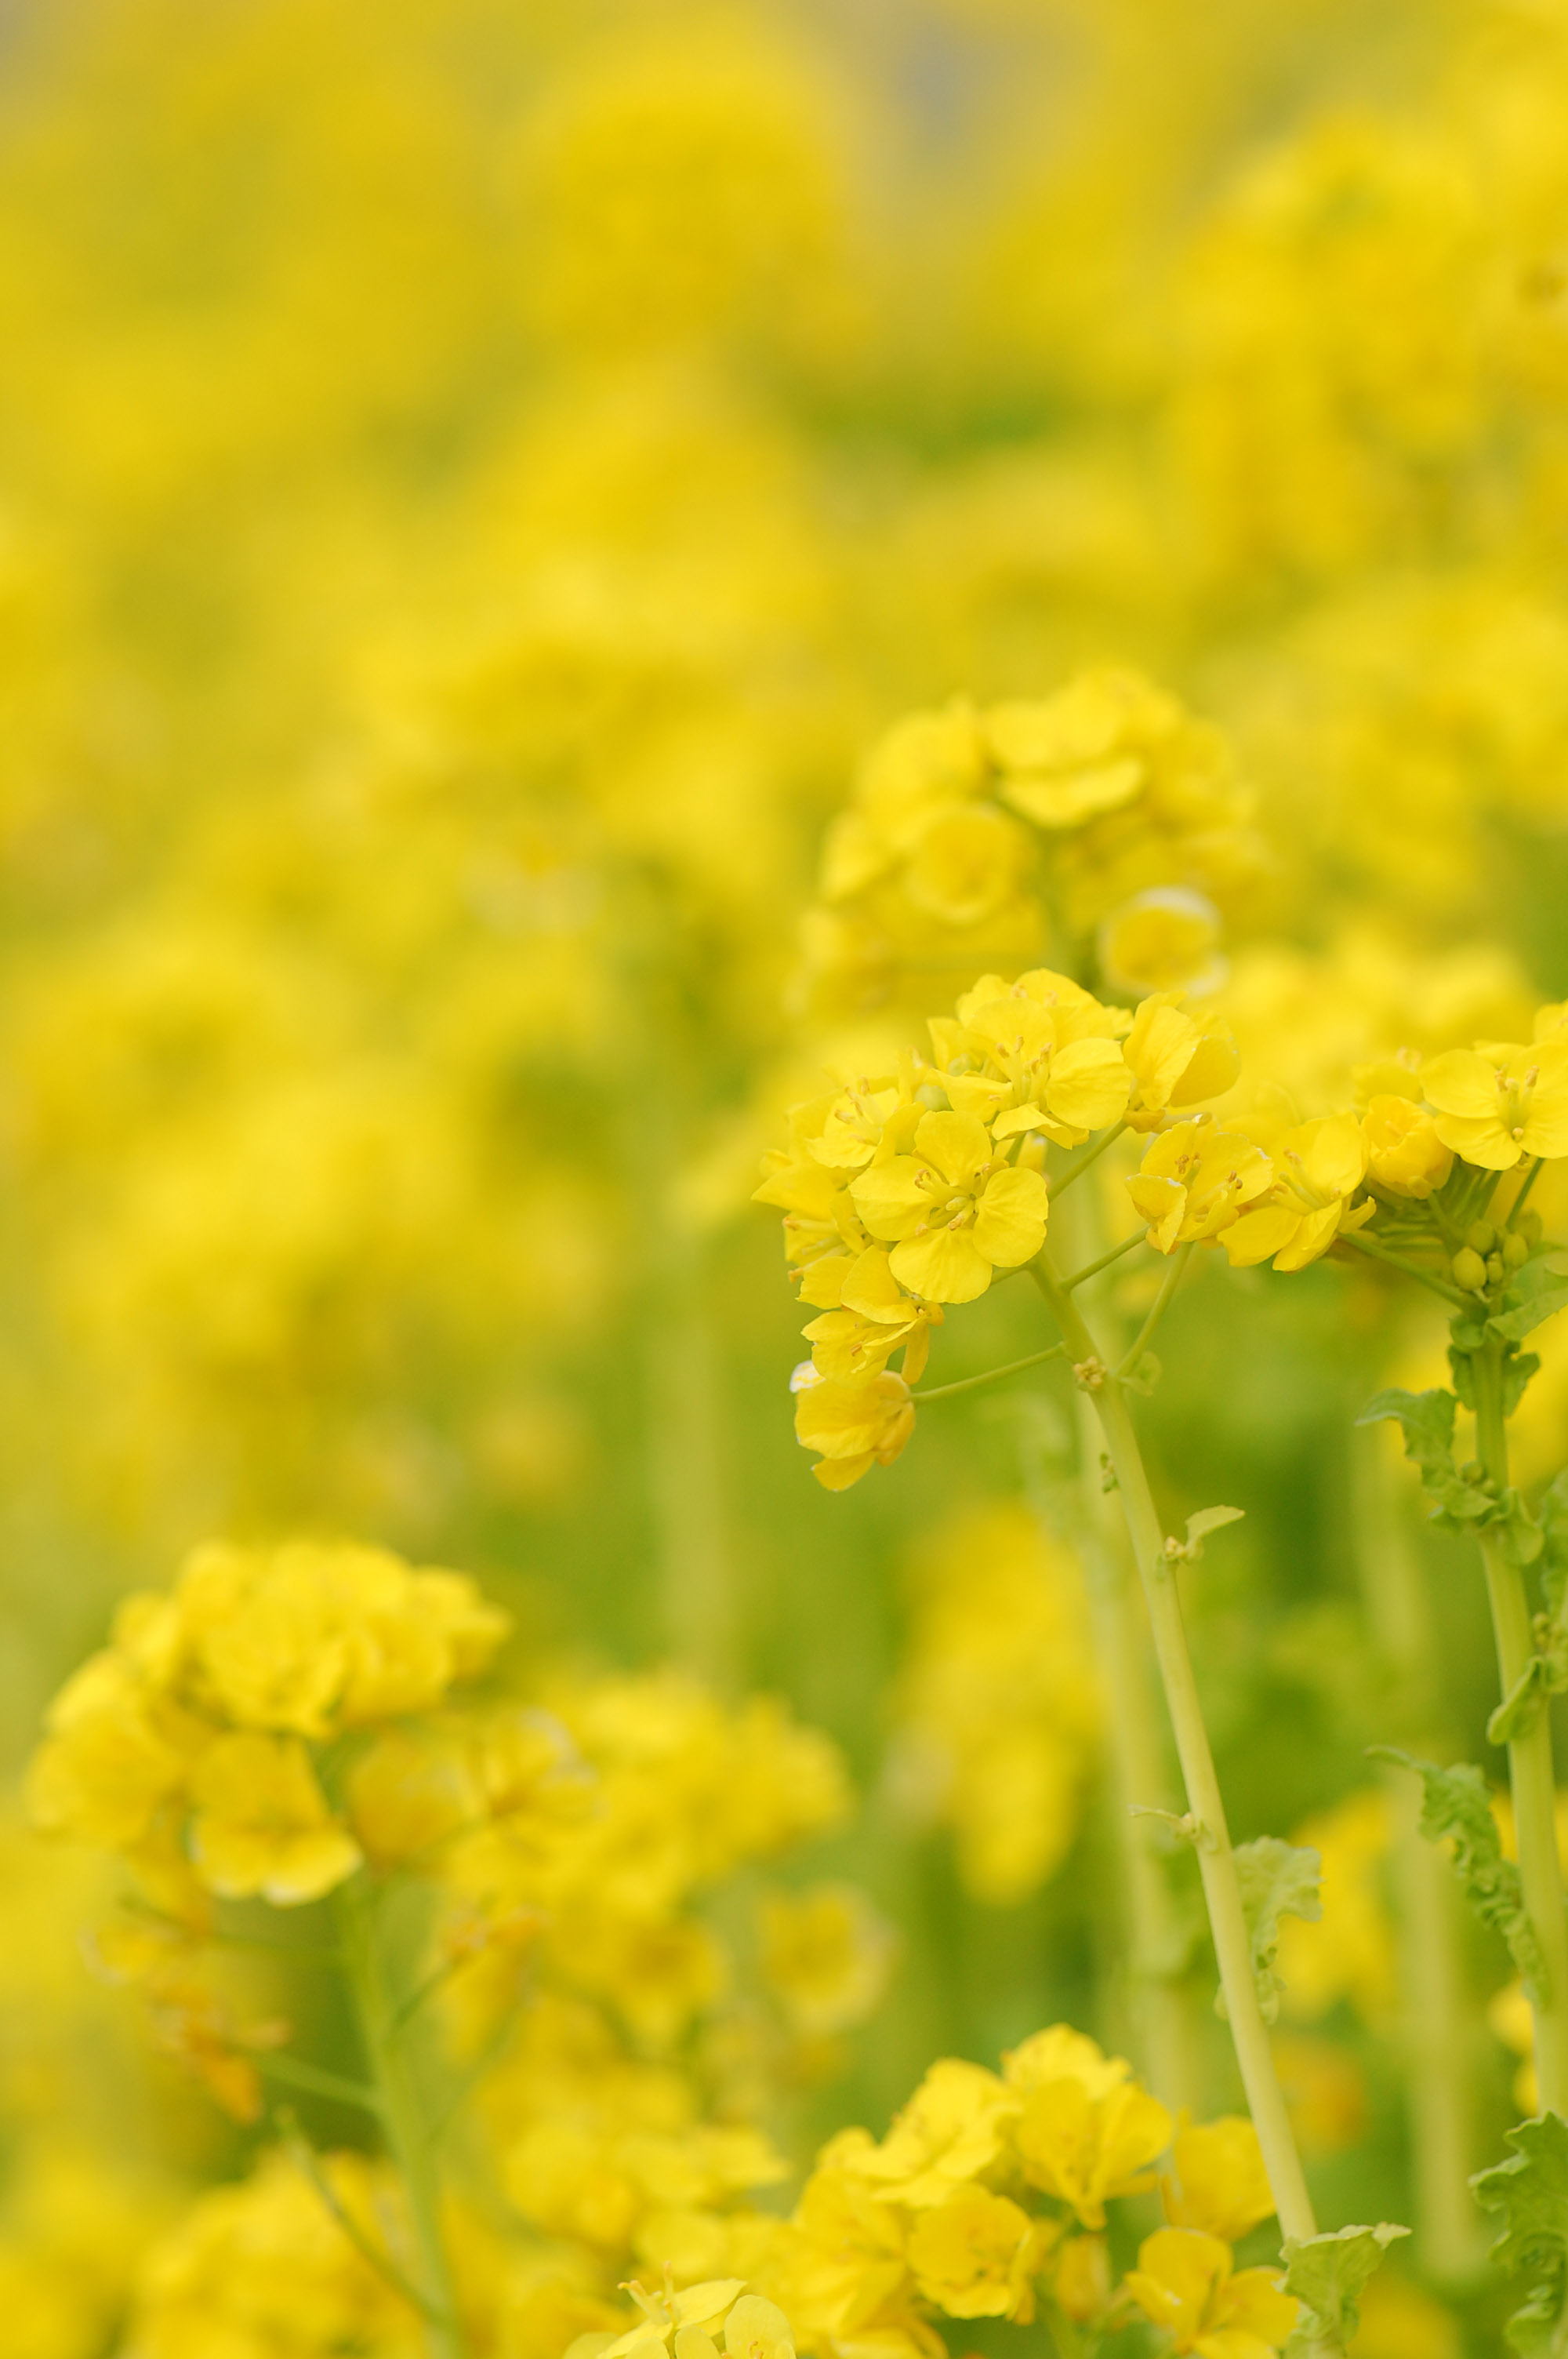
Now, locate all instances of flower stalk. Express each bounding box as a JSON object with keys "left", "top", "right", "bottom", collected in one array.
[
  {"left": 1031, "top": 1249, "right": 1321, "bottom": 2252},
  {"left": 338, "top": 1885, "right": 467, "bottom": 2359},
  {"left": 1474, "top": 1341, "right": 1568, "bottom": 2118}
]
